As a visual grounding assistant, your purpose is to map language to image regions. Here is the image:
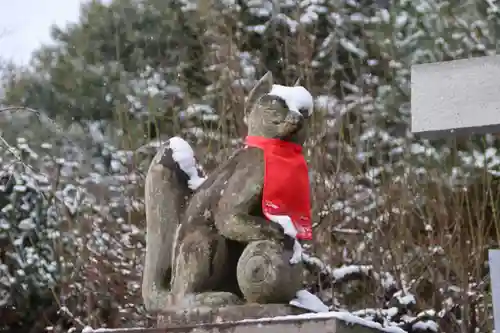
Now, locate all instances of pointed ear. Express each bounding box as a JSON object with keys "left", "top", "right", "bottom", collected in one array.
[
  {"left": 293, "top": 78, "right": 301, "bottom": 86},
  {"left": 244, "top": 71, "right": 274, "bottom": 120}
]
